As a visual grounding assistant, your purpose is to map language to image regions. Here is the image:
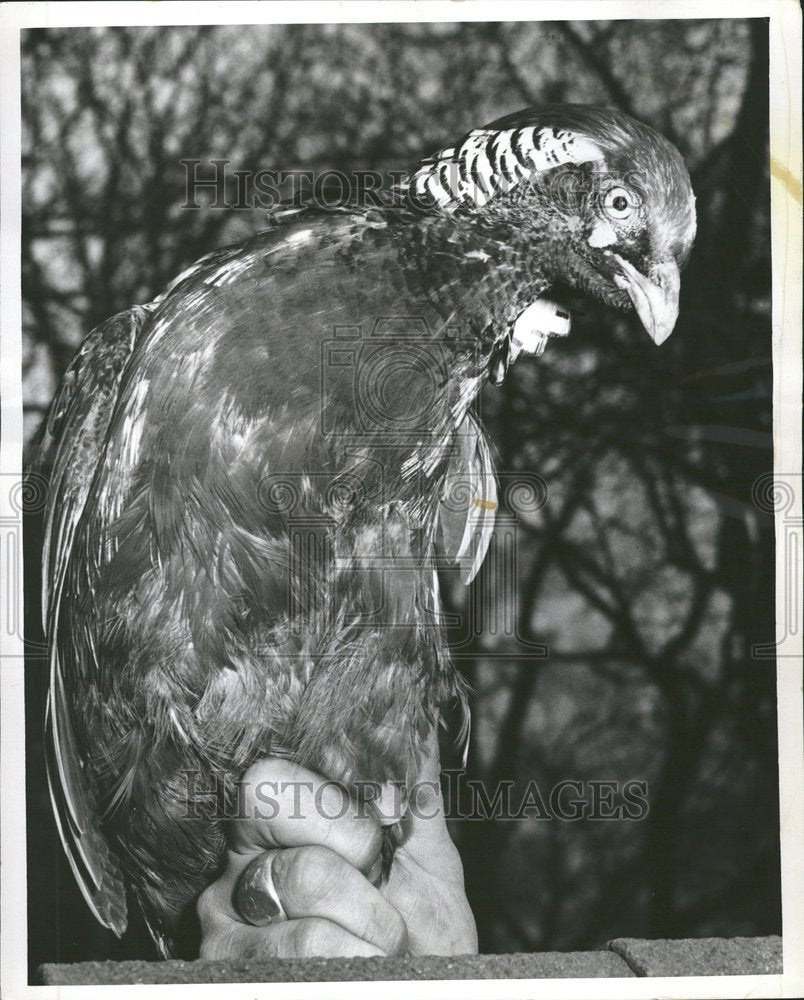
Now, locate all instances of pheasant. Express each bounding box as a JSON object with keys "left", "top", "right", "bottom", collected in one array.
[{"left": 32, "top": 104, "right": 696, "bottom": 955}]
